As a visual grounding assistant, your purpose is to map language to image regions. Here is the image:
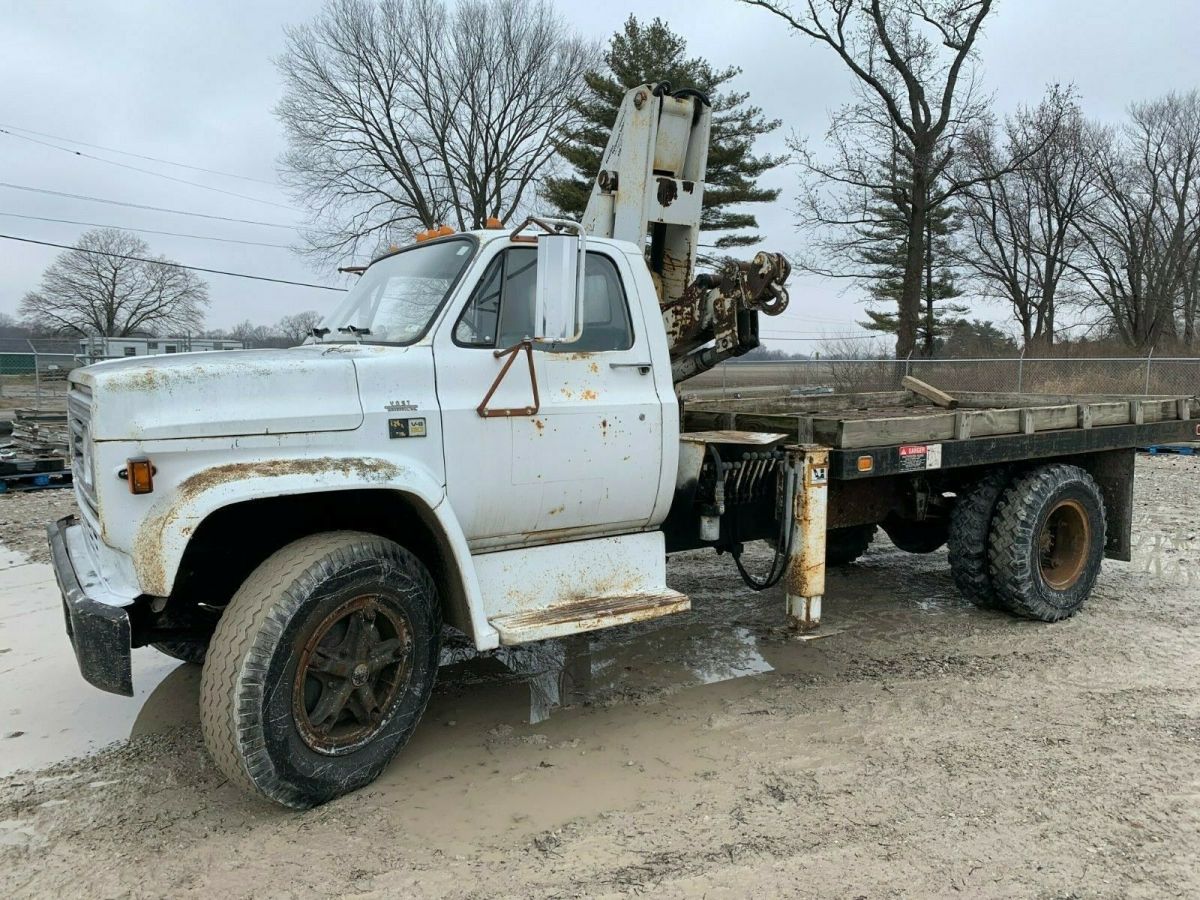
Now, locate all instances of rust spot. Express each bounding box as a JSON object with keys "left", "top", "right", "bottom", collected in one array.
[
  {"left": 656, "top": 177, "right": 678, "bottom": 207},
  {"left": 547, "top": 504, "right": 565, "bottom": 516},
  {"left": 175, "top": 457, "right": 400, "bottom": 498},
  {"left": 133, "top": 456, "right": 403, "bottom": 595},
  {"left": 491, "top": 591, "right": 687, "bottom": 636},
  {"left": 581, "top": 389, "right": 598, "bottom": 401},
  {"left": 561, "top": 387, "right": 574, "bottom": 399},
  {"left": 600, "top": 418, "right": 609, "bottom": 436},
  {"left": 533, "top": 418, "right": 545, "bottom": 432},
  {"left": 588, "top": 362, "right": 599, "bottom": 374}
]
